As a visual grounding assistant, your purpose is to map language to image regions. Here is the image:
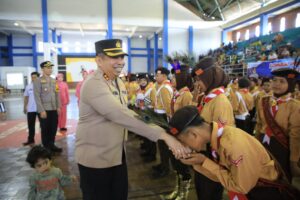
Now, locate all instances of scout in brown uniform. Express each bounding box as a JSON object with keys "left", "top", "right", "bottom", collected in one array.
[
  {"left": 256, "top": 68, "right": 300, "bottom": 183},
  {"left": 161, "top": 65, "right": 193, "bottom": 200},
  {"left": 152, "top": 67, "right": 174, "bottom": 178},
  {"left": 255, "top": 78, "right": 273, "bottom": 107},
  {"left": 193, "top": 65, "right": 235, "bottom": 200},
  {"left": 231, "top": 78, "right": 254, "bottom": 134},
  {"left": 169, "top": 106, "right": 299, "bottom": 200},
  {"left": 135, "top": 73, "right": 158, "bottom": 162},
  {"left": 127, "top": 73, "right": 140, "bottom": 108}
]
